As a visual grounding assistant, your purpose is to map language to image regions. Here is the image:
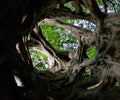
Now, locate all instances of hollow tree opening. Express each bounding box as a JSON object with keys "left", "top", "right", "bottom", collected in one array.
[{"left": 0, "top": 0, "right": 120, "bottom": 100}]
